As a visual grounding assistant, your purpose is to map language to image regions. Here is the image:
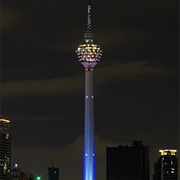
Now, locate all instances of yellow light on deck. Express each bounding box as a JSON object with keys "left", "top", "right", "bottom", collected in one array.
[
  {"left": 0, "top": 119, "right": 10, "bottom": 123},
  {"left": 159, "top": 149, "right": 177, "bottom": 156}
]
